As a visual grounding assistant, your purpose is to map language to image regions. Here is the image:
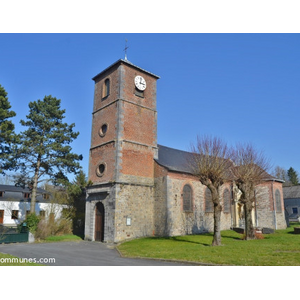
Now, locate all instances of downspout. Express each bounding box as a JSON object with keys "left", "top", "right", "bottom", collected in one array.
[
  {"left": 254, "top": 189, "right": 258, "bottom": 227},
  {"left": 271, "top": 180, "right": 277, "bottom": 230}
]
